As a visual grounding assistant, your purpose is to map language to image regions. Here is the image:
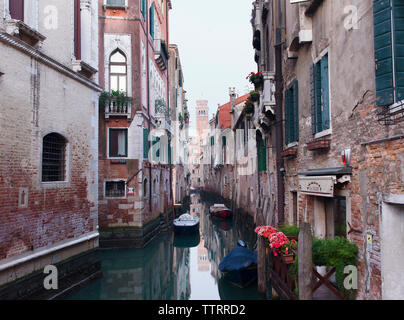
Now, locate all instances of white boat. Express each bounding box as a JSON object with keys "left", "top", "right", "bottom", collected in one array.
[
  {"left": 173, "top": 213, "right": 200, "bottom": 234},
  {"left": 209, "top": 204, "right": 232, "bottom": 219}
]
